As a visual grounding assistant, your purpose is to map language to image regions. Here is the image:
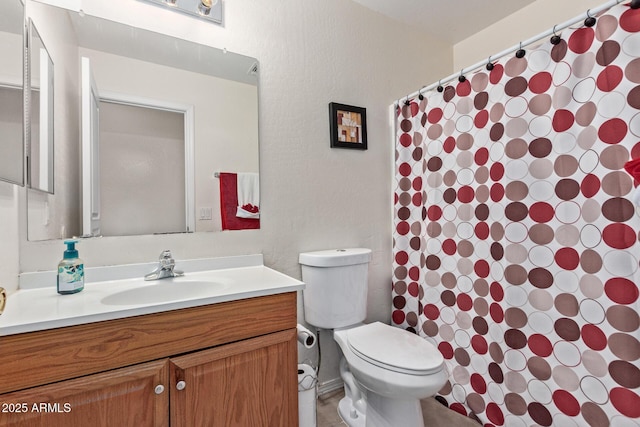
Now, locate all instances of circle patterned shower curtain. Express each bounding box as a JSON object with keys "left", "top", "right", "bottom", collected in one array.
[{"left": 392, "top": 3, "right": 639, "bottom": 426}]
